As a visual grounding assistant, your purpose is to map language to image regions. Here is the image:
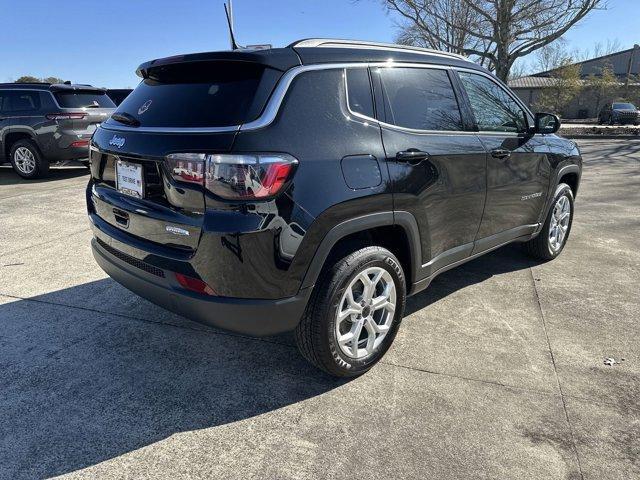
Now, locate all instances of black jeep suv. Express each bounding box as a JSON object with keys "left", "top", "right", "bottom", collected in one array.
[
  {"left": 87, "top": 39, "right": 582, "bottom": 377},
  {"left": 0, "top": 83, "right": 115, "bottom": 178},
  {"left": 598, "top": 101, "right": 640, "bottom": 125}
]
